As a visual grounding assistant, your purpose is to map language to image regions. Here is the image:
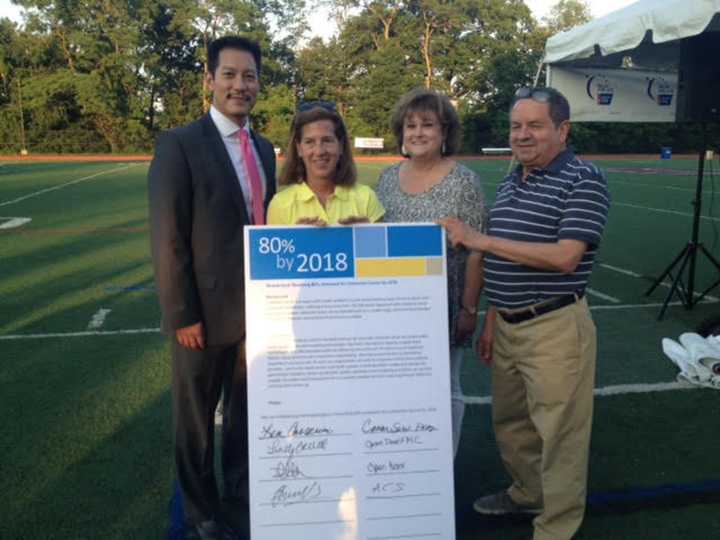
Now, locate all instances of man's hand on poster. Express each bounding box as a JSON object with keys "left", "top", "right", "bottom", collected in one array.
[{"left": 438, "top": 217, "right": 486, "bottom": 251}]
